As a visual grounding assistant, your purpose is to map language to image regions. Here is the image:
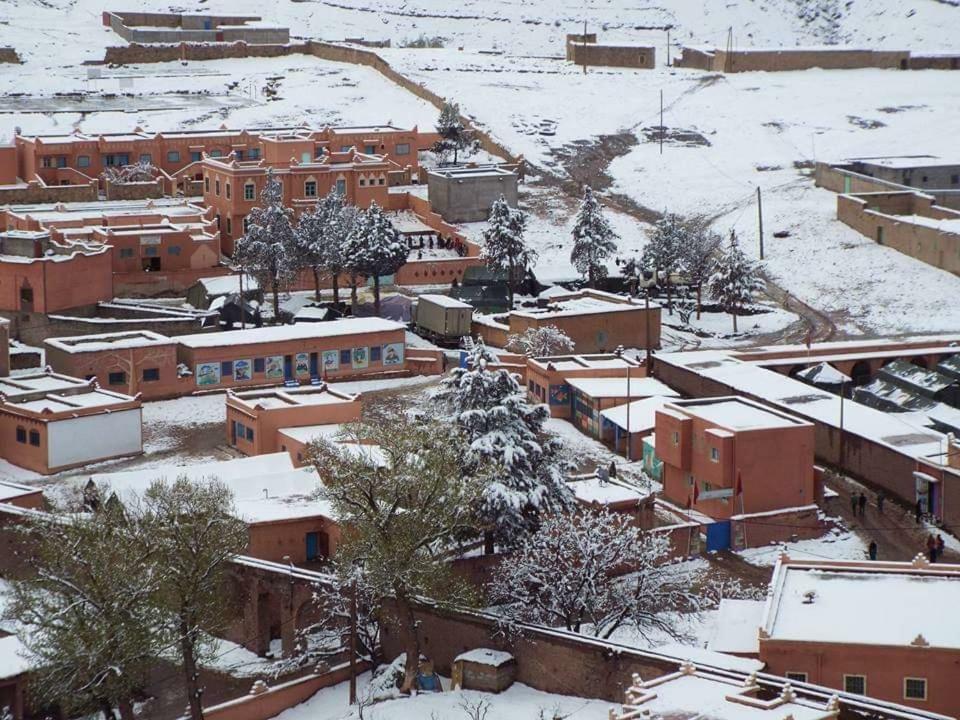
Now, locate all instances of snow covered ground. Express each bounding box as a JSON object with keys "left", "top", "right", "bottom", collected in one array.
[{"left": 738, "top": 525, "right": 870, "bottom": 566}]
